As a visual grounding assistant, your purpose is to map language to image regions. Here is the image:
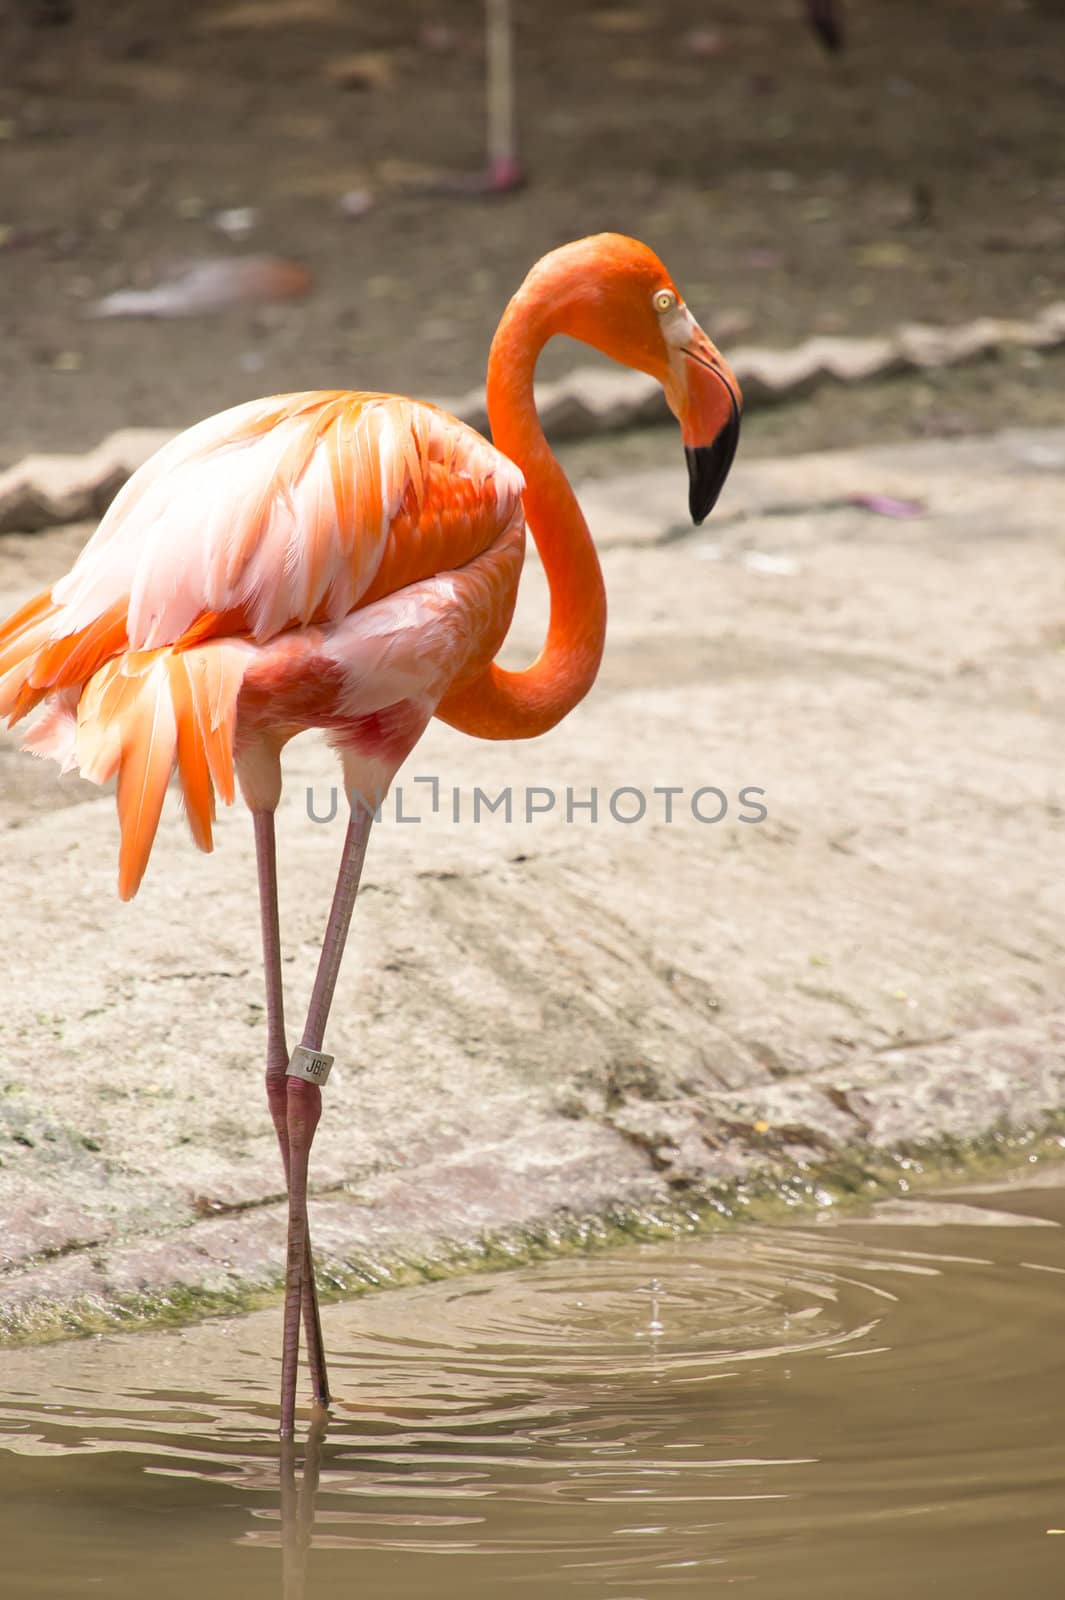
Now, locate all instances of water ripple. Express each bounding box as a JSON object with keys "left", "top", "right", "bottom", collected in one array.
[{"left": 1, "top": 1184, "right": 1064, "bottom": 1596}]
